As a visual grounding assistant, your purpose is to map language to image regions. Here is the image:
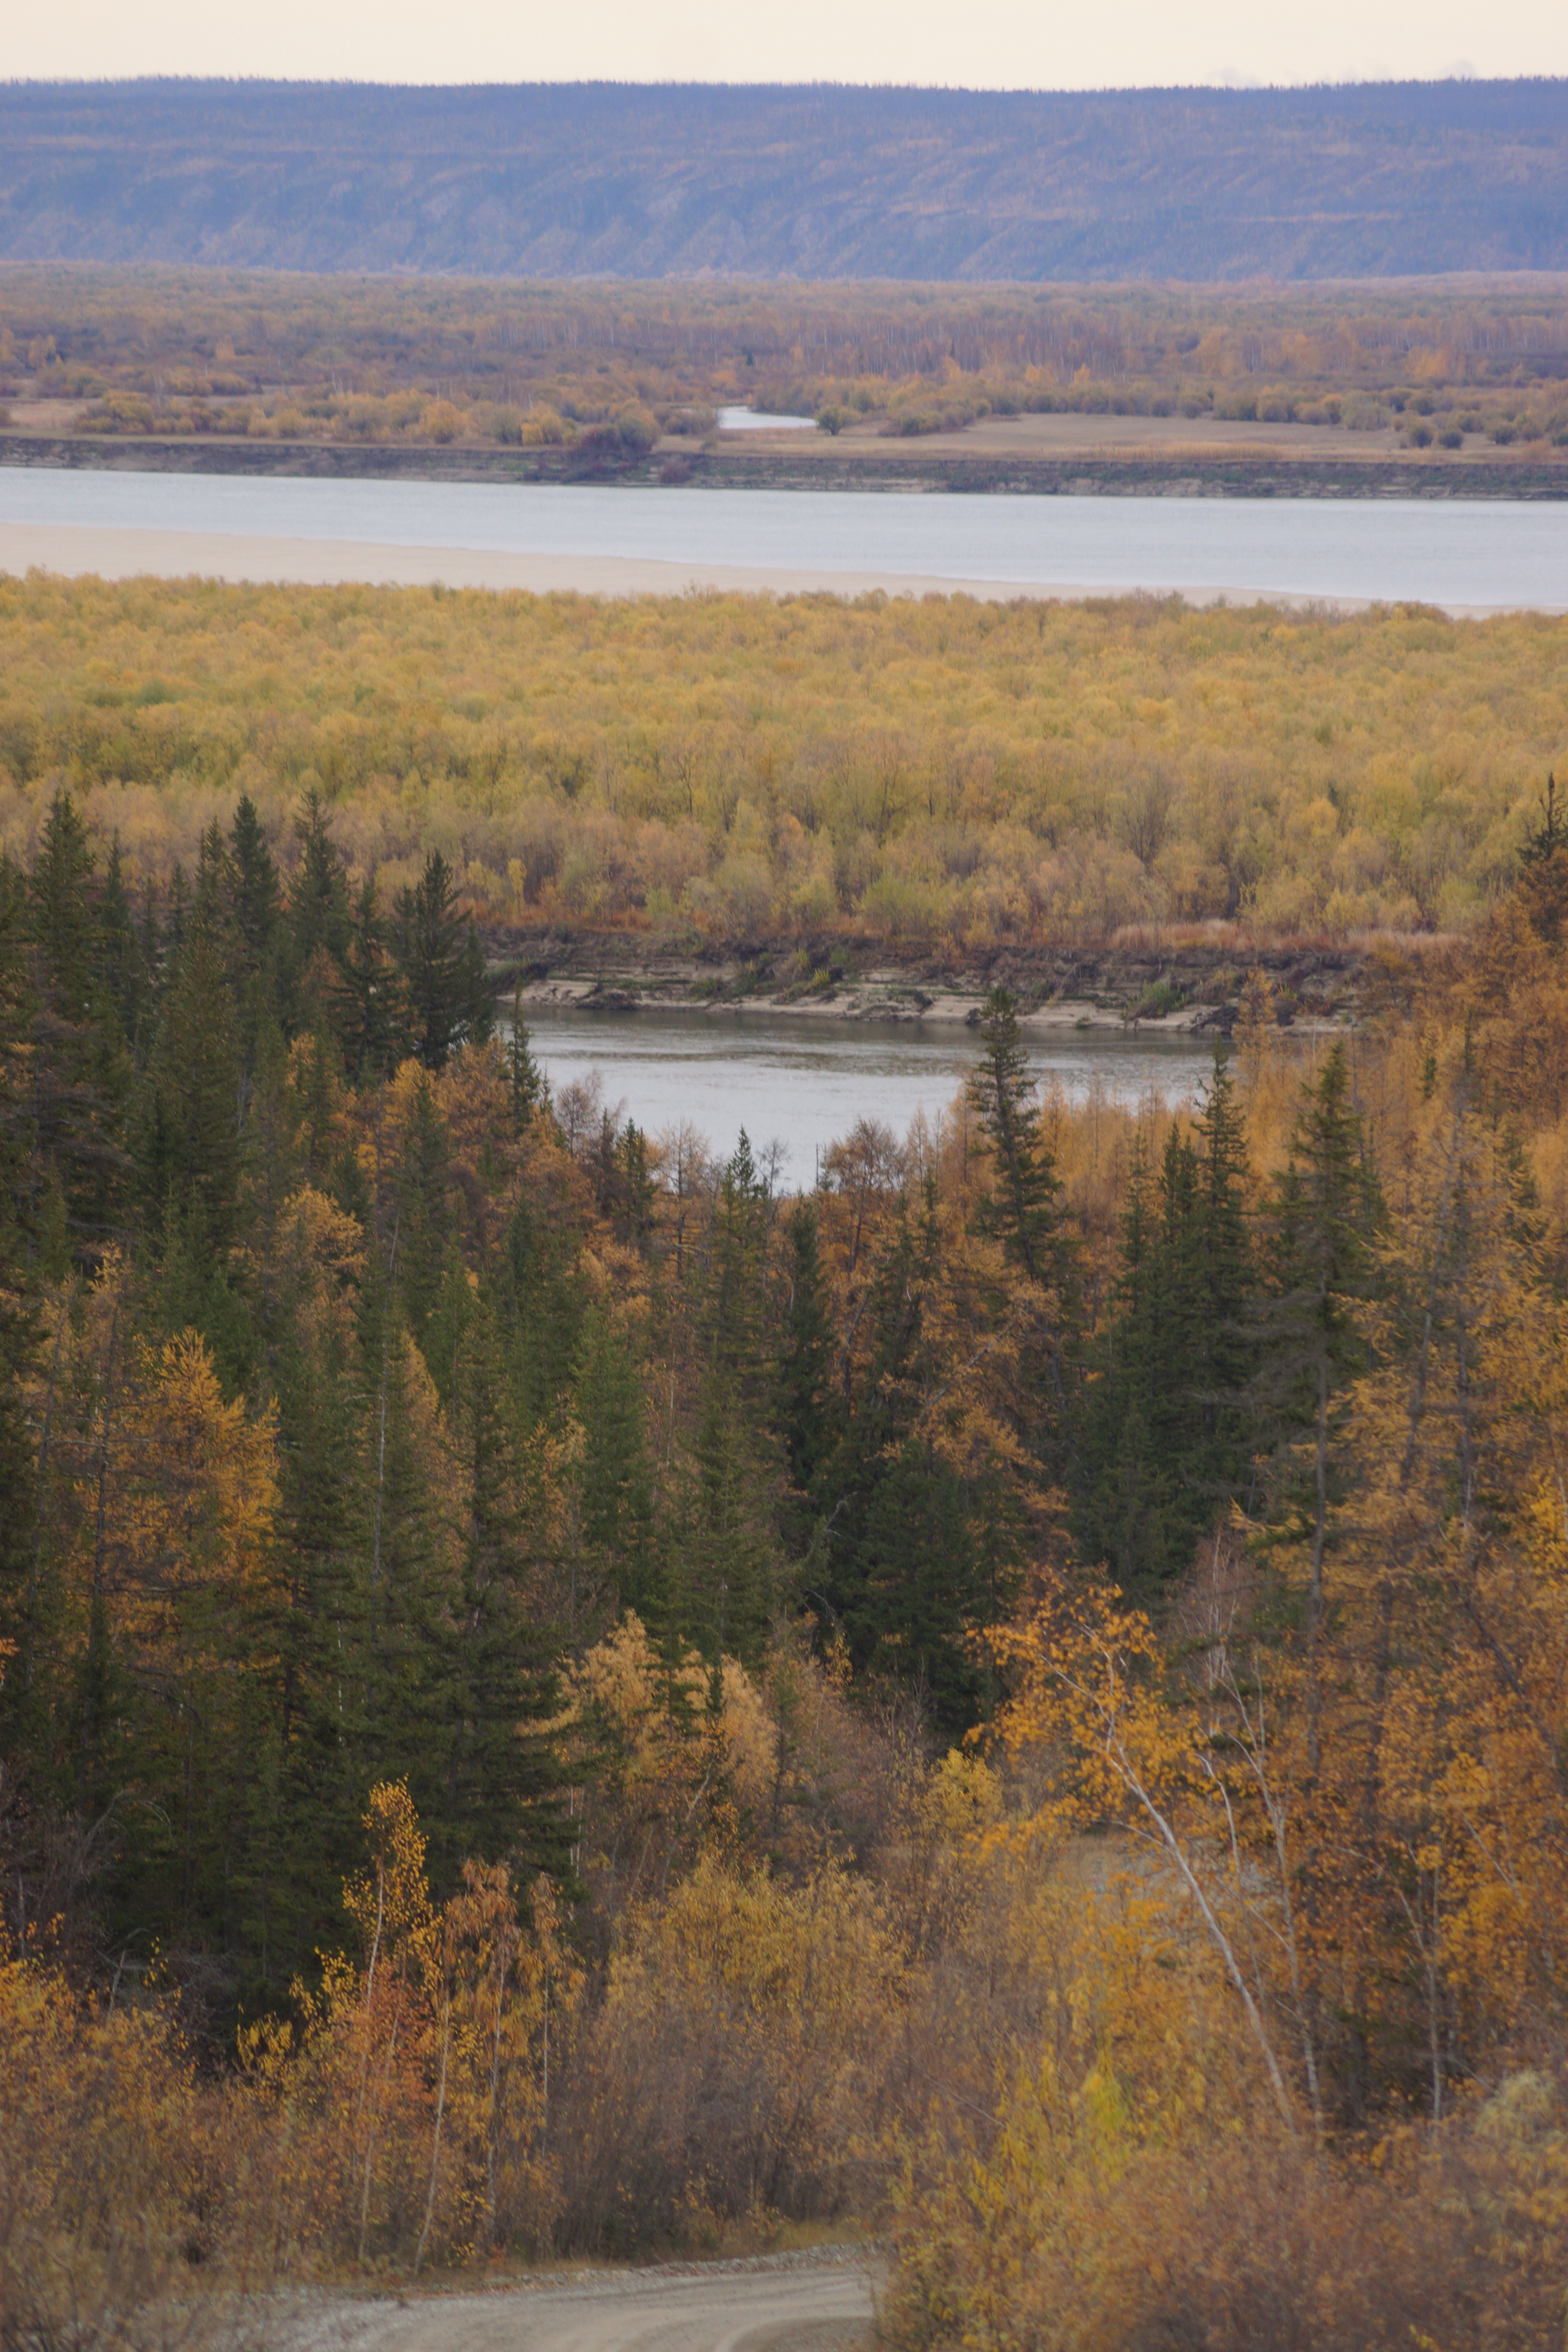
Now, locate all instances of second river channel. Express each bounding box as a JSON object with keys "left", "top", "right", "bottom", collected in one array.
[{"left": 517, "top": 1004, "right": 1224, "bottom": 1184}]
